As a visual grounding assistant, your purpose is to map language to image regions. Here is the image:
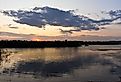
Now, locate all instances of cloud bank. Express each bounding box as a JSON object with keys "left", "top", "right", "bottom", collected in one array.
[
  {"left": 1, "top": 32, "right": 121, "bottom": 41},
  {"left": 1, "top": 7, "right": 121, "bottom": 31}
]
